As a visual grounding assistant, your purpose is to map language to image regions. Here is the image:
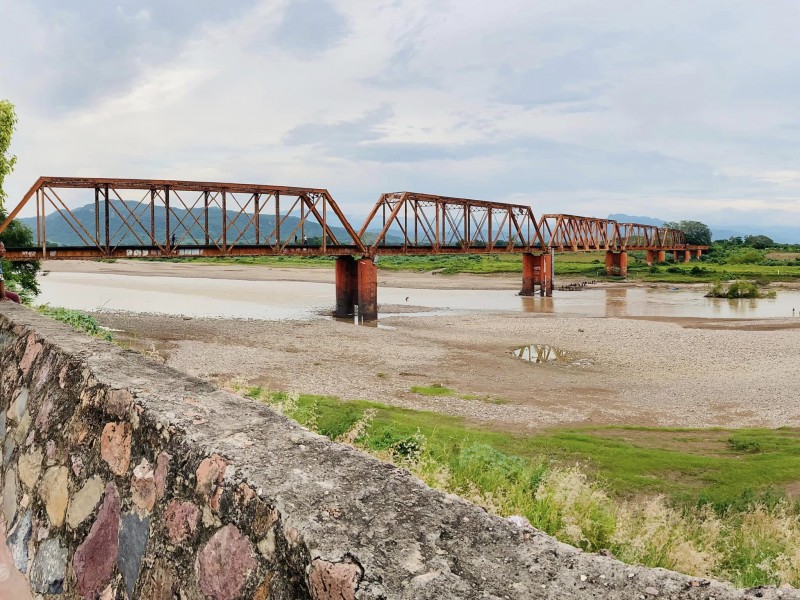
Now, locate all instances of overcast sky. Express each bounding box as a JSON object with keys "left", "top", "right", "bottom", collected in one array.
[{"left": 1, "top": 0, "right": 799, "bottom": 226}]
